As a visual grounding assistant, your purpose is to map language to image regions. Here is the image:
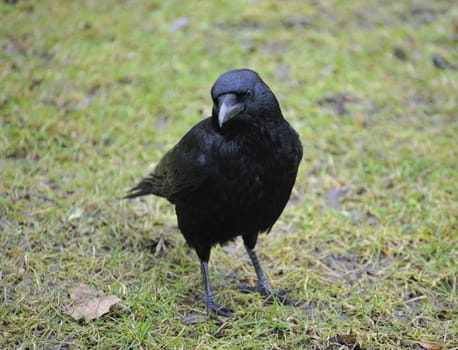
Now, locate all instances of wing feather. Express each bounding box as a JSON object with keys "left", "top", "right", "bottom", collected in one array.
[{"left": 124, "top": 118, "right": 214, "bottom": 202}]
